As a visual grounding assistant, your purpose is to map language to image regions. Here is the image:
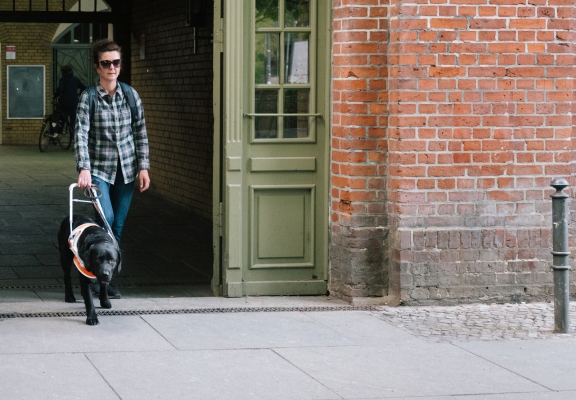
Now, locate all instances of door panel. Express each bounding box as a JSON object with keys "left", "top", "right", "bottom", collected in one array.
[
  {"left": 221, "top": 0, "right": 329, "bottom": 296},
  {"left": 250, "top": 157, "right": 316, "bottom": 172},
  {"left": 251, "top": 186, "right": 314, "bottom": 267}
]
